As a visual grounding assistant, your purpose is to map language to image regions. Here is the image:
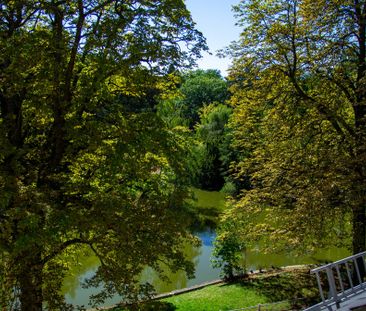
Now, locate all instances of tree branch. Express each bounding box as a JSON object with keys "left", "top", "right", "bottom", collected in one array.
[
  {"left": 41, "top": 238, "right": 92, "bottom": 266},
  {"left": 85, "top": 0, "right": 115, "bottom": 16},
  {"left": 65, "top": 0, "right": 84, "bottom": 99}
]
